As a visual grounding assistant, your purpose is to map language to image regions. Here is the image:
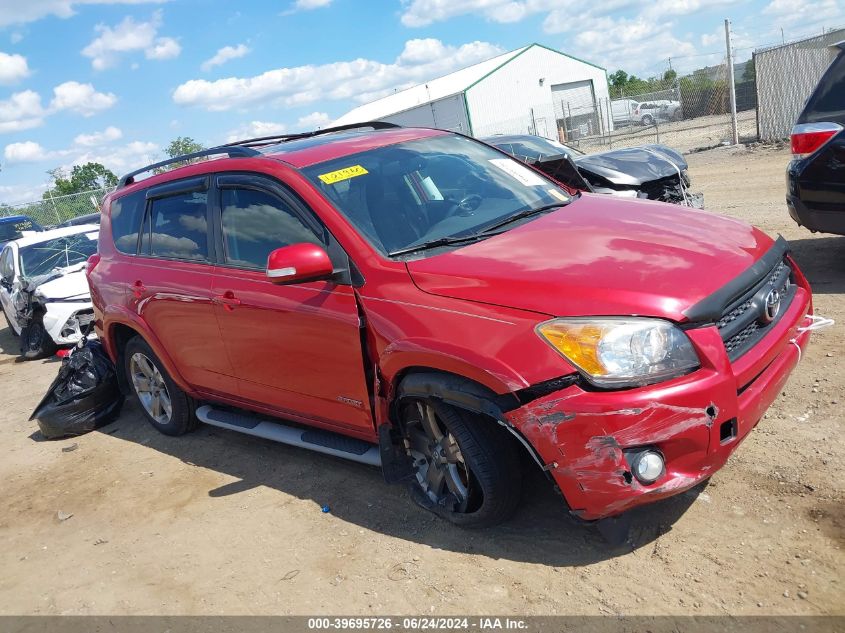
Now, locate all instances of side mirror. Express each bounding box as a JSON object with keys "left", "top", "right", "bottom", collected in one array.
[{"left": 266, "top": 243, "right": 334, "bottom": 285}]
